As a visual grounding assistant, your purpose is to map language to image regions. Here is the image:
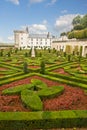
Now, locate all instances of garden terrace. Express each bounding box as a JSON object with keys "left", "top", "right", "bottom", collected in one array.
[{"left": 0, "top": 48, "right": 87, "bottom": 129}]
